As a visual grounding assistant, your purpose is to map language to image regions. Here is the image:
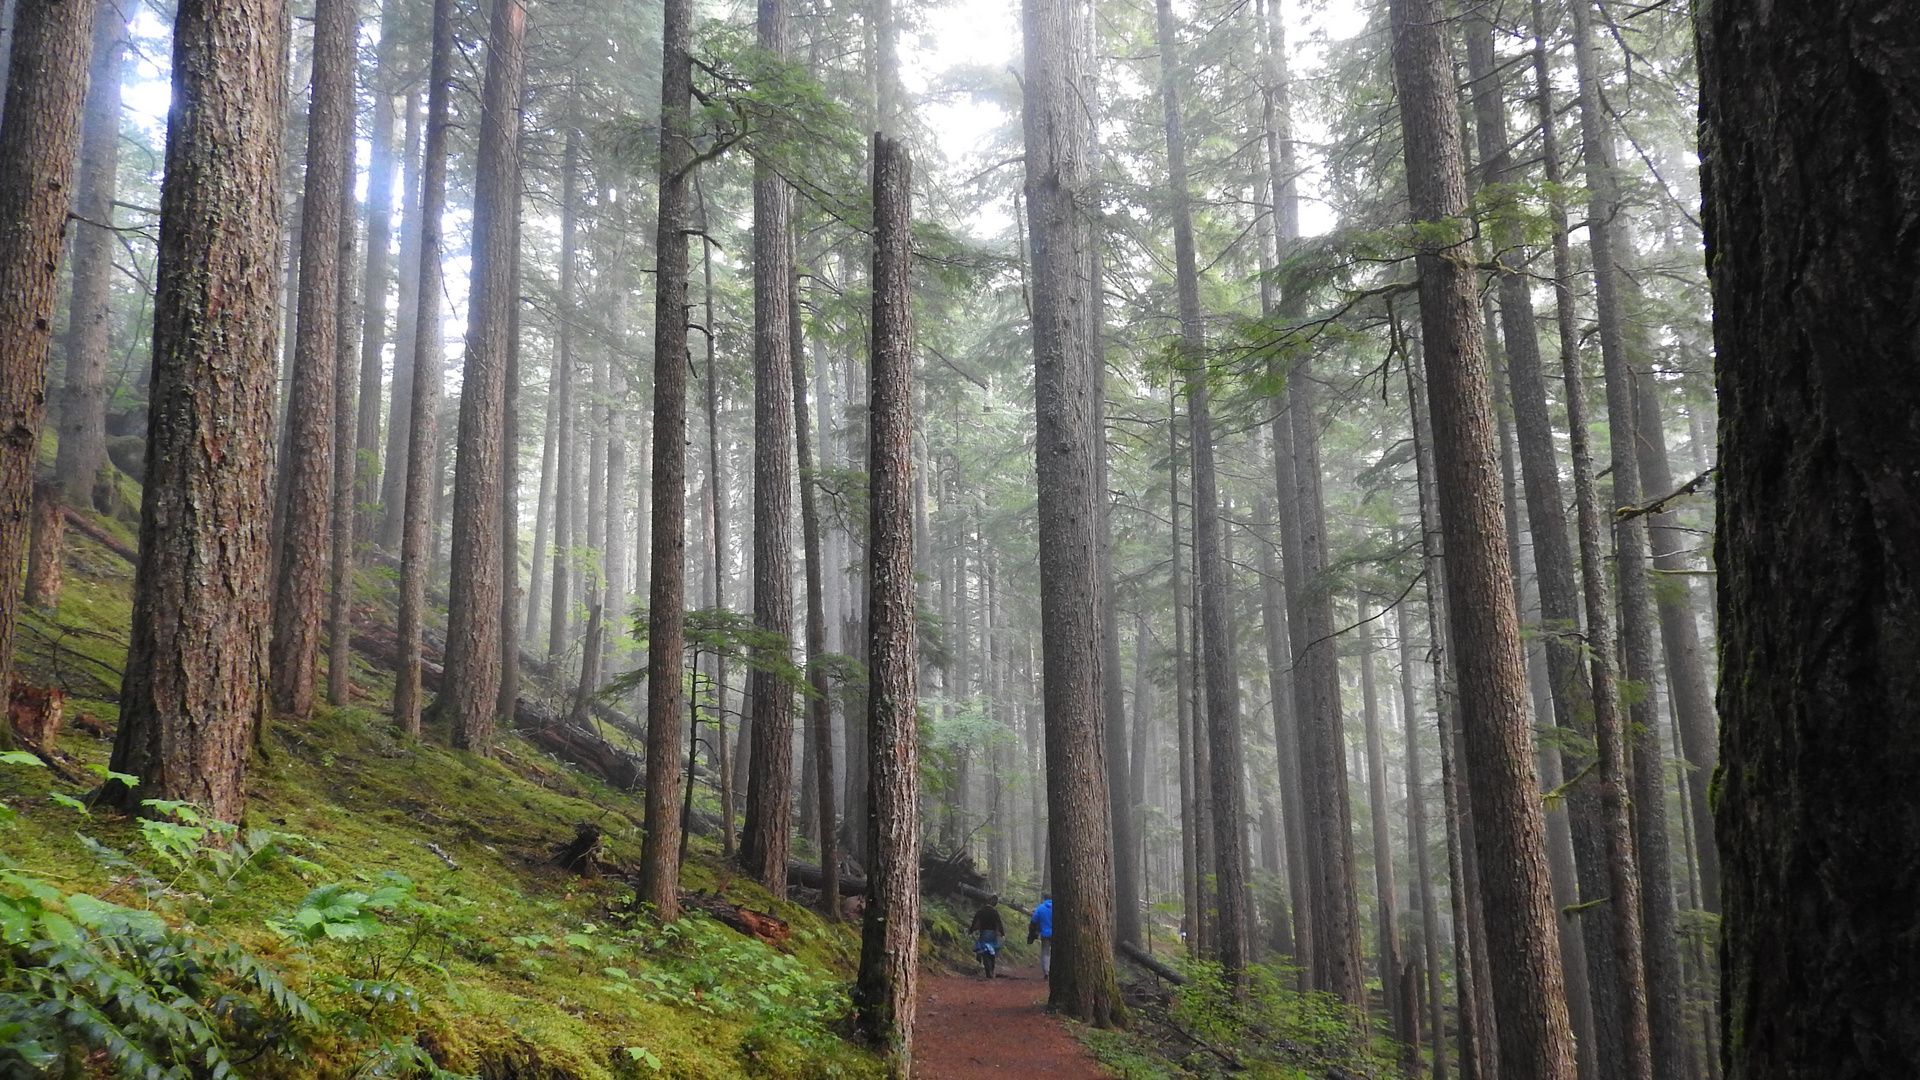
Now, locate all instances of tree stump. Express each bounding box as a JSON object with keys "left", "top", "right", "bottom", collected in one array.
[
  {"left": 25, "top": 481, "right": 63, "bottom": 611},
  {"left": 9, "top": 679, "right": 65, "bottom": 748}
]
